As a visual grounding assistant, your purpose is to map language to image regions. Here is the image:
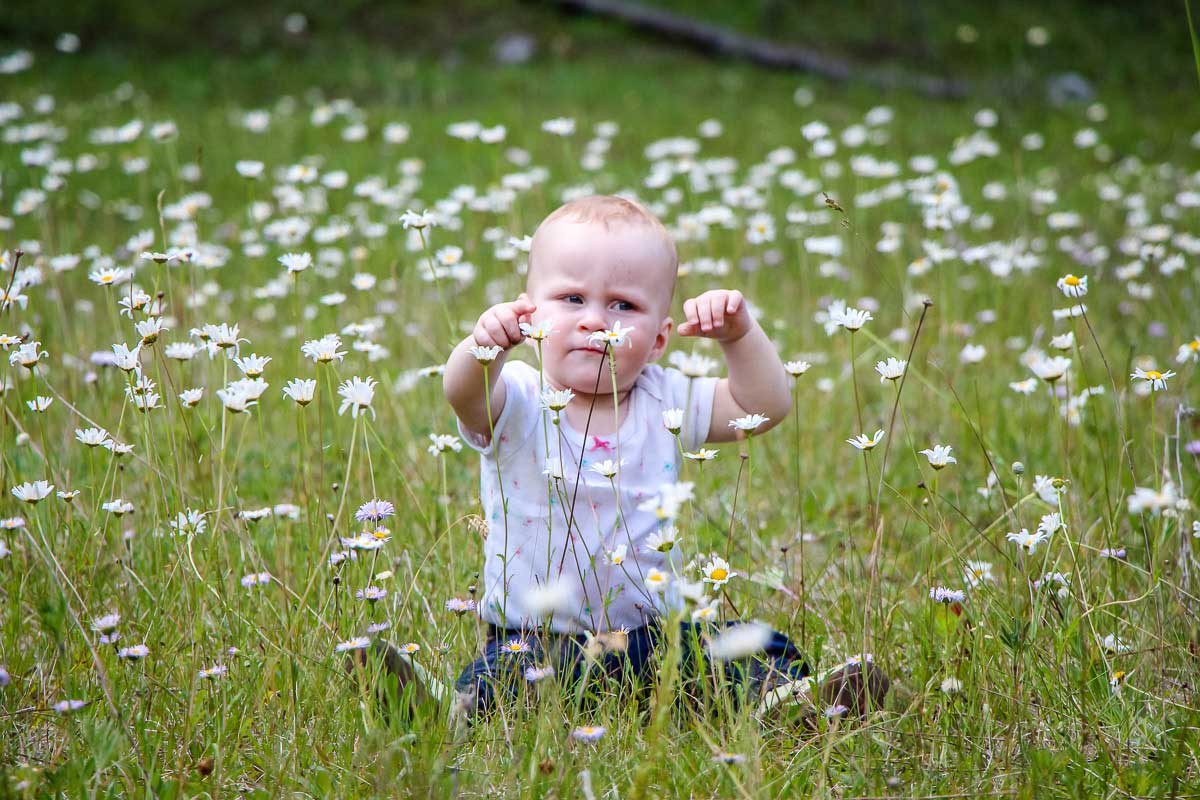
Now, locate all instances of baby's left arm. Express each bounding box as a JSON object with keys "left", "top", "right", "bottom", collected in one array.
[{"left": 678, "top": 289, "right": 792, "bottom": 443}]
